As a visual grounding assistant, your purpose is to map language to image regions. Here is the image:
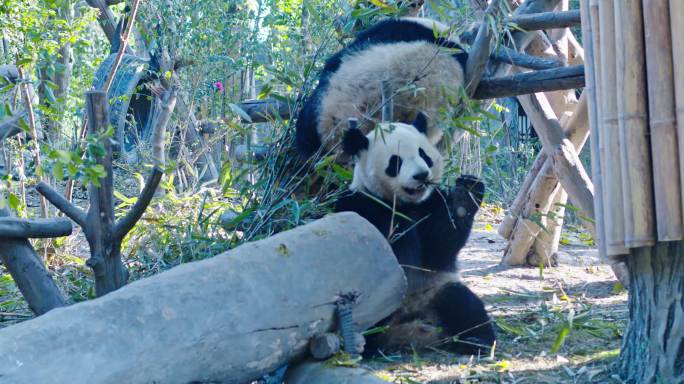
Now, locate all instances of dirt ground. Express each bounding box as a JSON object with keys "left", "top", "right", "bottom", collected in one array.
[{"left": 364, "top": 208, "right": 629, "bottom": 383}]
